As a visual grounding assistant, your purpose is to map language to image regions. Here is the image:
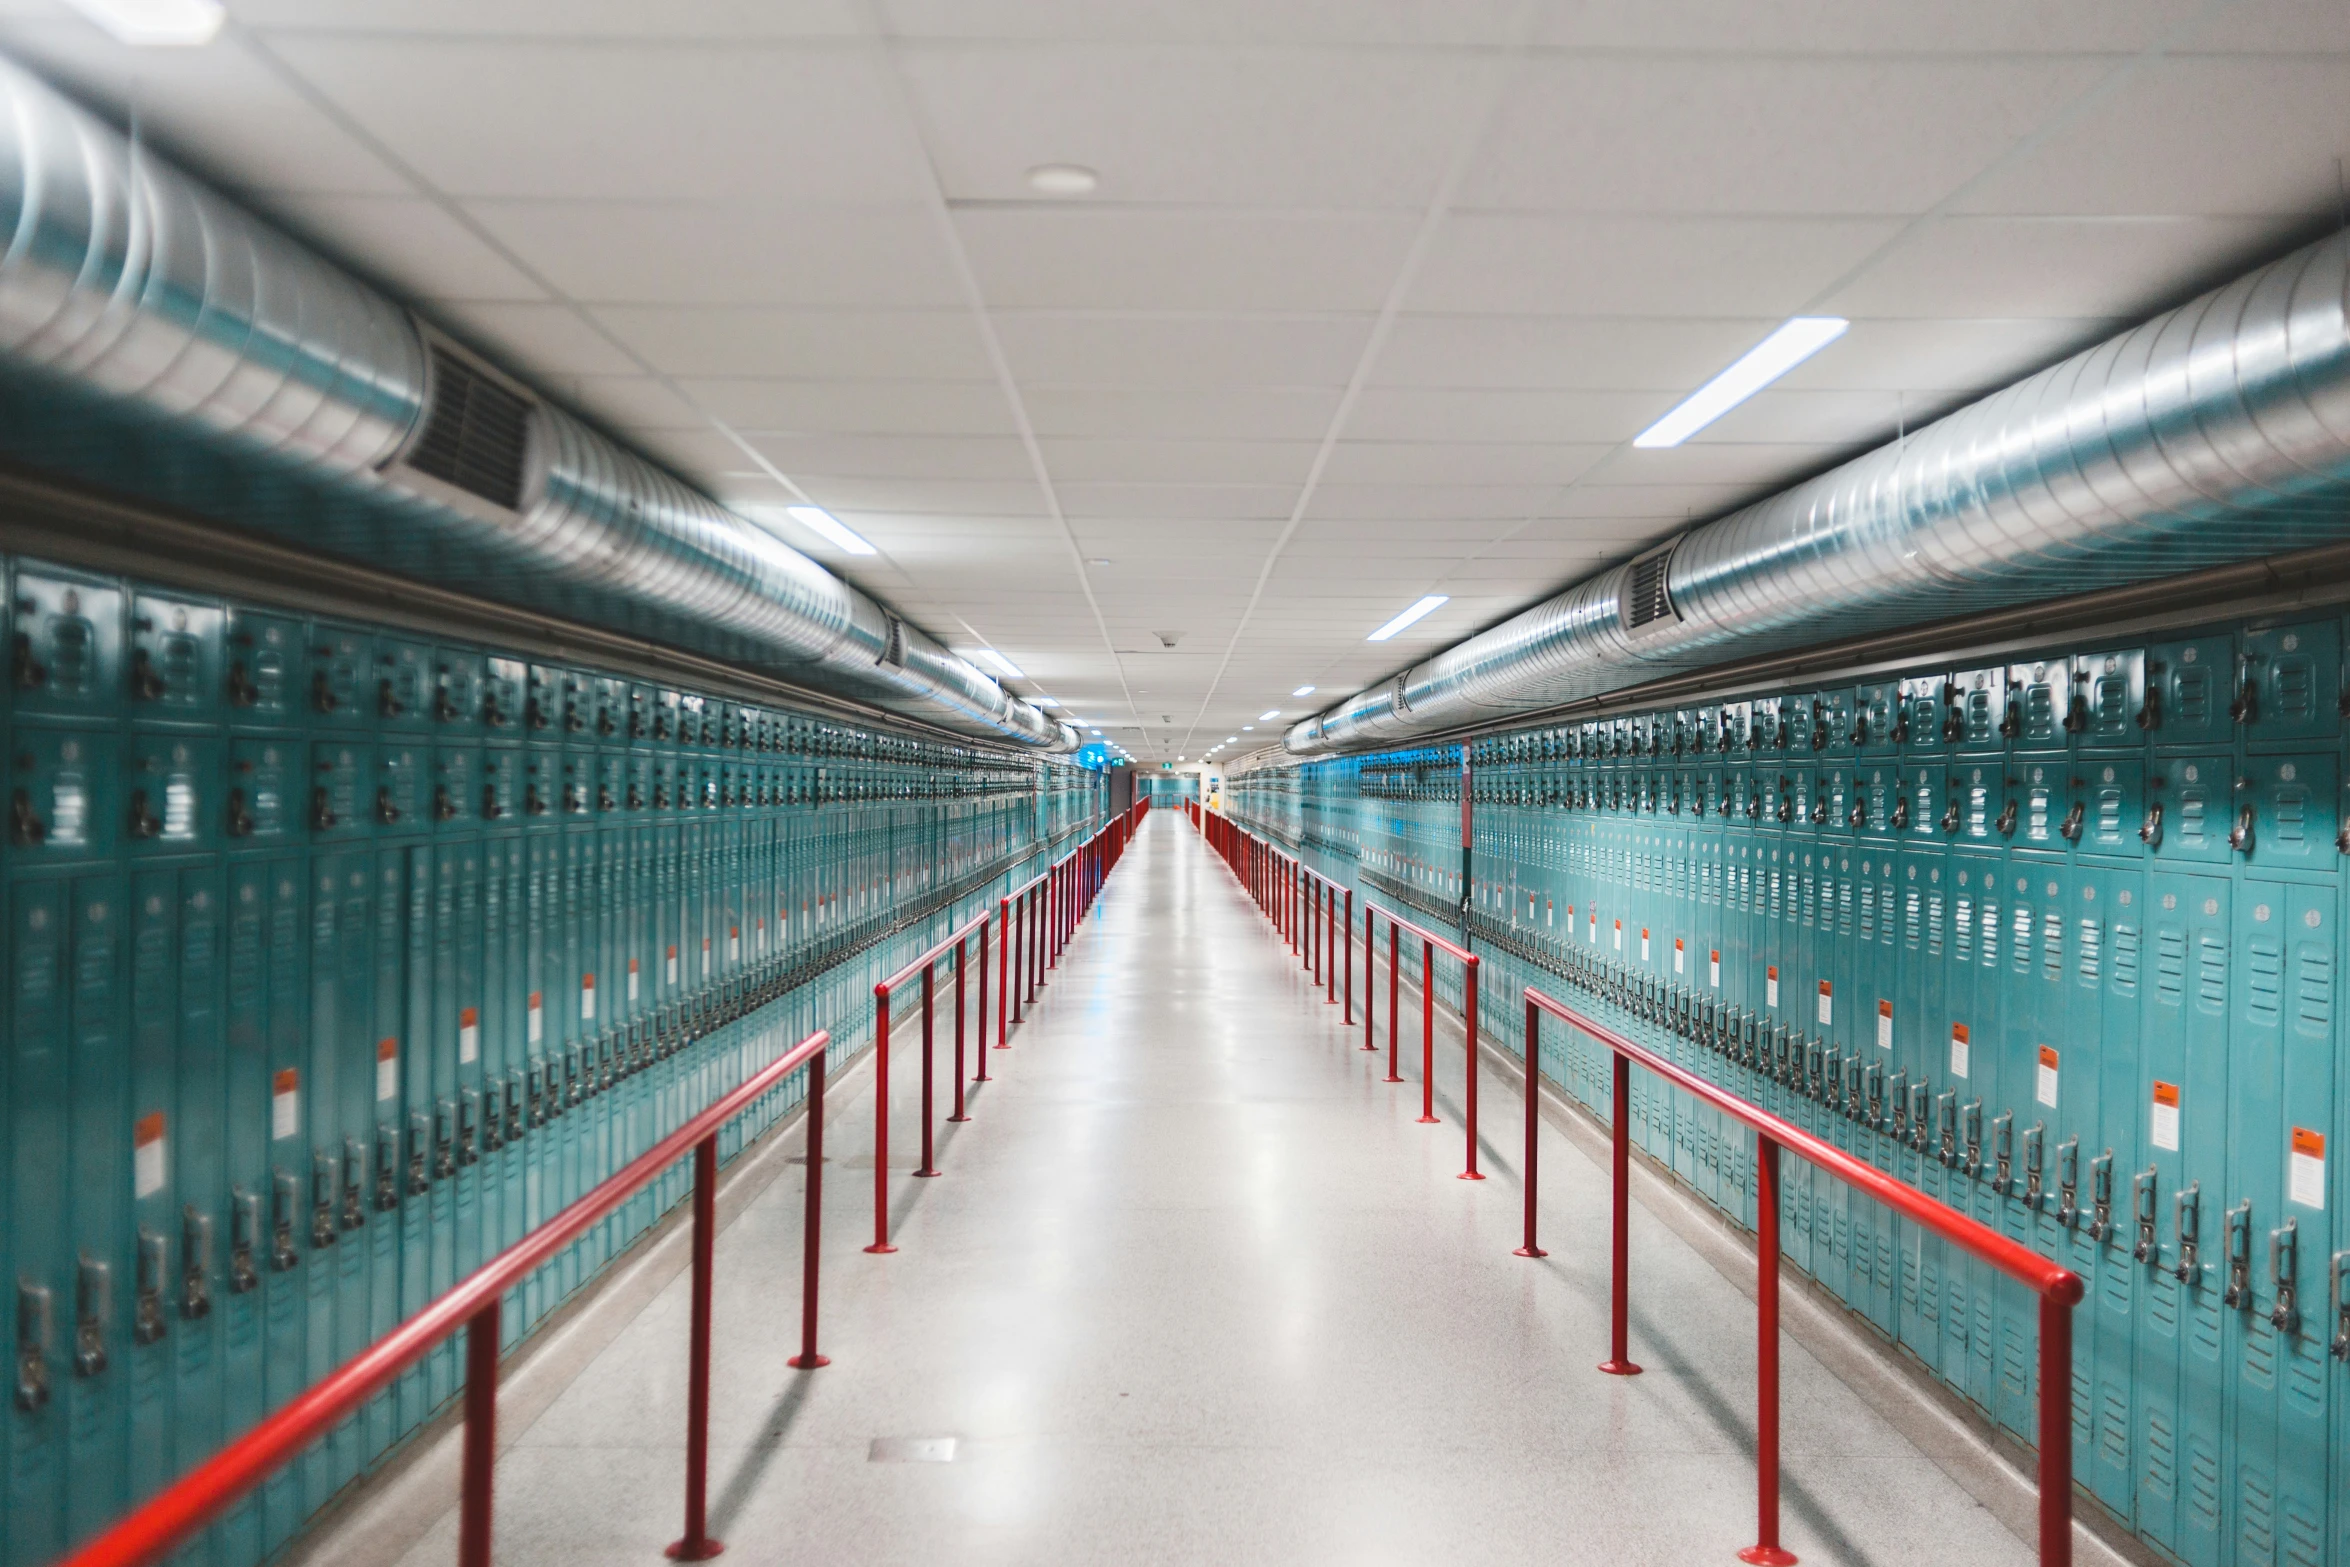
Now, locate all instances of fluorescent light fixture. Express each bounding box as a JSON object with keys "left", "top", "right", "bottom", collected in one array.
[
  {"left": 1633, "top": 317, "right": 1848, "bottom": 449},
  {"left": 781, "top": 504, "right": 877, "bottom": 556},
  {"left": 1367, "top": 594, "right": 1448, "bottom": 643},
  {"left": 1291, "top": 685, "right": 1316, "bottom": 697},
  {"left": 968, "top": 648, "right": 1024, "bottom": 680},
  {"left": 60, "top": 0, "right": 224, "bottom": 44},
  {"left": 1225, "top": 736, "right": 1238, "bottom": 743},
  {"left": 1090, "top": 729, "right": 1103, "bottom": 736},
  {"left": 1033, "top": 697, "right": 1060, "bottom": 708},
  {"left": 1257, "top": 709, "right": 1281, "bottom": 722}
]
